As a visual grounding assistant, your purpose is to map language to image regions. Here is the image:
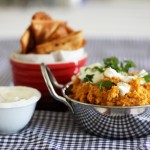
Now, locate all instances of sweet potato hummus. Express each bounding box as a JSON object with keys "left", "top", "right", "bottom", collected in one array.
[{"left": 68, "top": 57, "right": 150, "bottom": 106}]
